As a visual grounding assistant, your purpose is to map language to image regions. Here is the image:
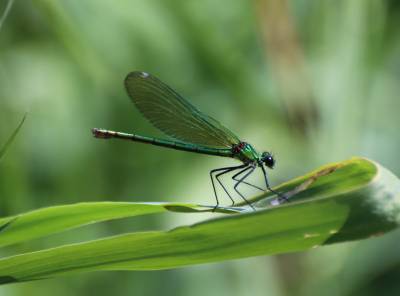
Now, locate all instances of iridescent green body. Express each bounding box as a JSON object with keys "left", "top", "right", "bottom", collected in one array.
[
  {"left": 92, "top": 71, "right": 266, "bottom": 166},
  {"left": 234, "top": 142, "right": 261, "bottom": 164},
  {"left": 92, "top": 129, "right": 233, "bottom": 158},
  {"left": 92, "top": 129, "right": 262, "bottom": 164},
  {"left": 92, "top": 71, "right": 280, "bottom": 209}
]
